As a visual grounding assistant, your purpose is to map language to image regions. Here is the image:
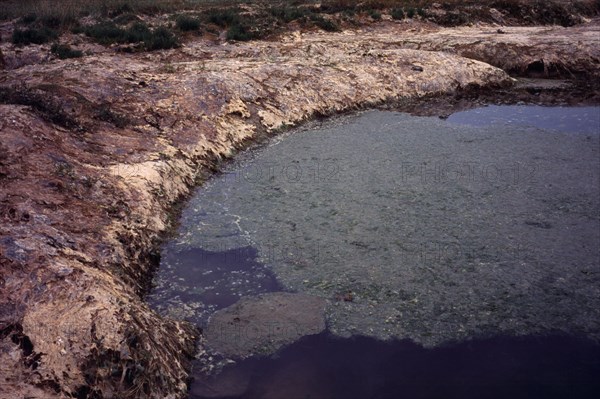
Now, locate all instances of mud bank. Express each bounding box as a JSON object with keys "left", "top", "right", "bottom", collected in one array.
[
  {"left": 0, "top": 19, "right": 598, "bottom": 398},
  {"left": 382, "top": 19, "right": 600, "bottom": 79}
]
